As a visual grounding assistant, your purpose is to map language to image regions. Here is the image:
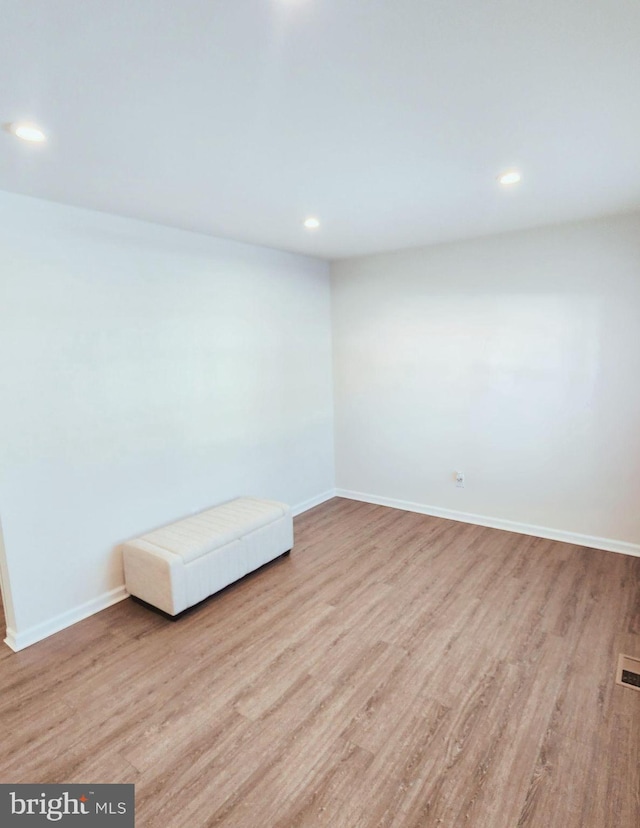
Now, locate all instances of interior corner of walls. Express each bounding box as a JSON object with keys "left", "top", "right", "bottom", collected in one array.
[
  {"left": 5, "top": 586, "right": 129, "bottom": 652},
  {"left": 292, "top": 489, "right": 337, "bottom": 517}
]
